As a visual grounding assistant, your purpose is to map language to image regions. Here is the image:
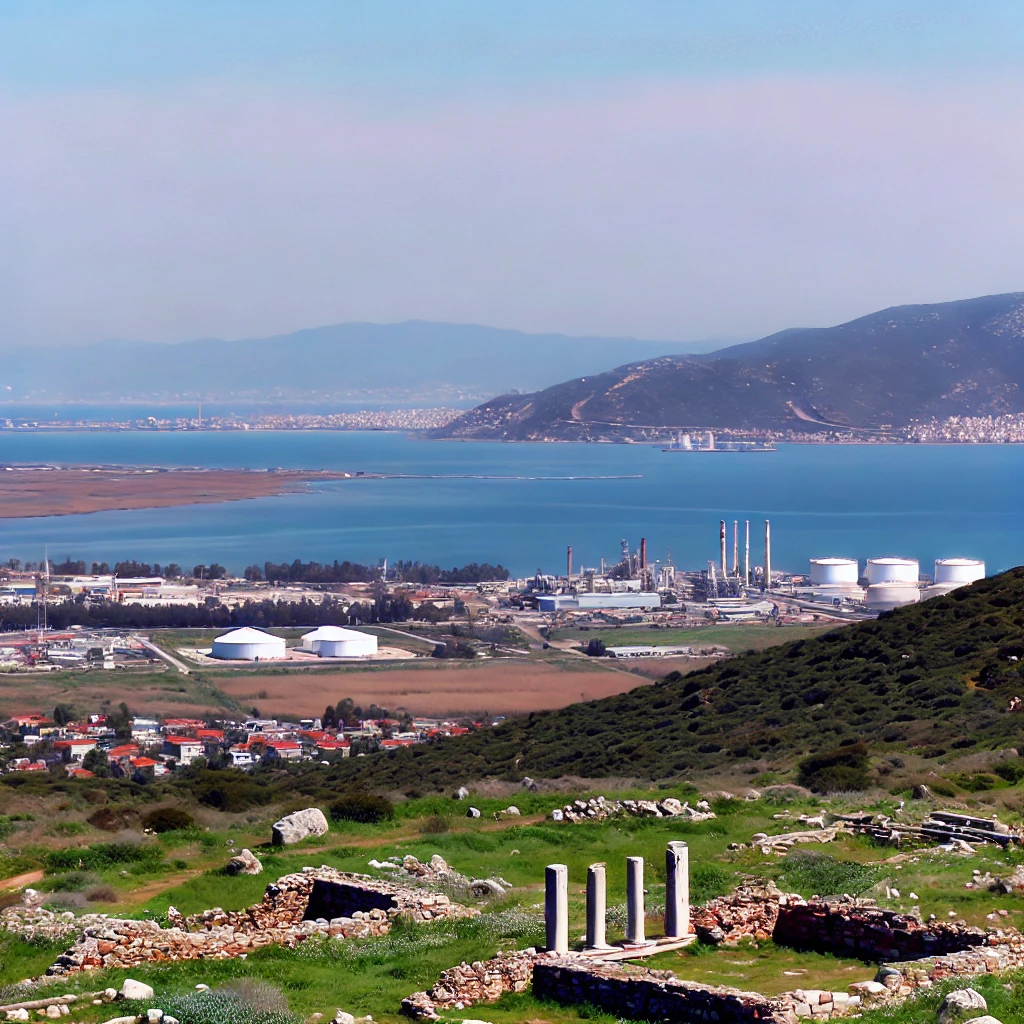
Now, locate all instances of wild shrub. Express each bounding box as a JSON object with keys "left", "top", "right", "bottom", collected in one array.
[
  {"left": 86, "top": 806, "right": 138, "bottom": 832},
  {"left": 994, "top": 758, "right": 1024, "bottom": 784},
  {"left": 779, "top": 851, "right": 879, "bottom": 898},
  {"left": 419, "top": 815, "right": 450, "bottom": 835},
  {"left": 142, "top": 807, "right": 195, "bottom": 833},
  {"left": 44, "top": 841, "right": 163, "bottom": 874},
  {"left": 160, "top": 988, "right": 298, "bottom": 1024},
  {"left": 329, "top": 793, "right": 394, "bottom": 824},
  {"left": 84, "top": 884, "right": 118, "bottom": 903},
  {"left": 797, "top": 741, "right": 870, "bottom": 793},
  {"left": 691, "top": 864, "right": 733, "bottom": 904}
]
